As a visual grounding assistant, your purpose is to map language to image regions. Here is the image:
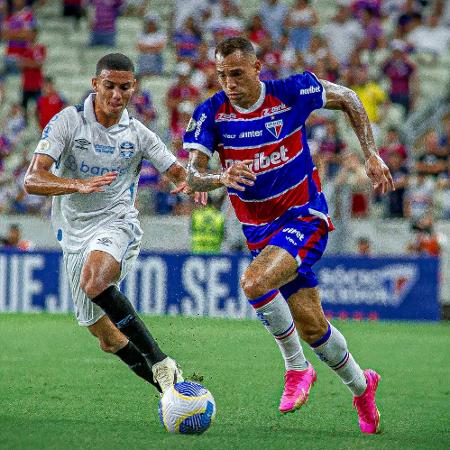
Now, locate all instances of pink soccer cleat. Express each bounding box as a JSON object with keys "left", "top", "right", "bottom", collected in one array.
[
  {"left": 353, "top": 369, "right": 381, "bottom": 434},
  {"left": 279, "top": 364, "right": 317, "bottom": 413}
]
